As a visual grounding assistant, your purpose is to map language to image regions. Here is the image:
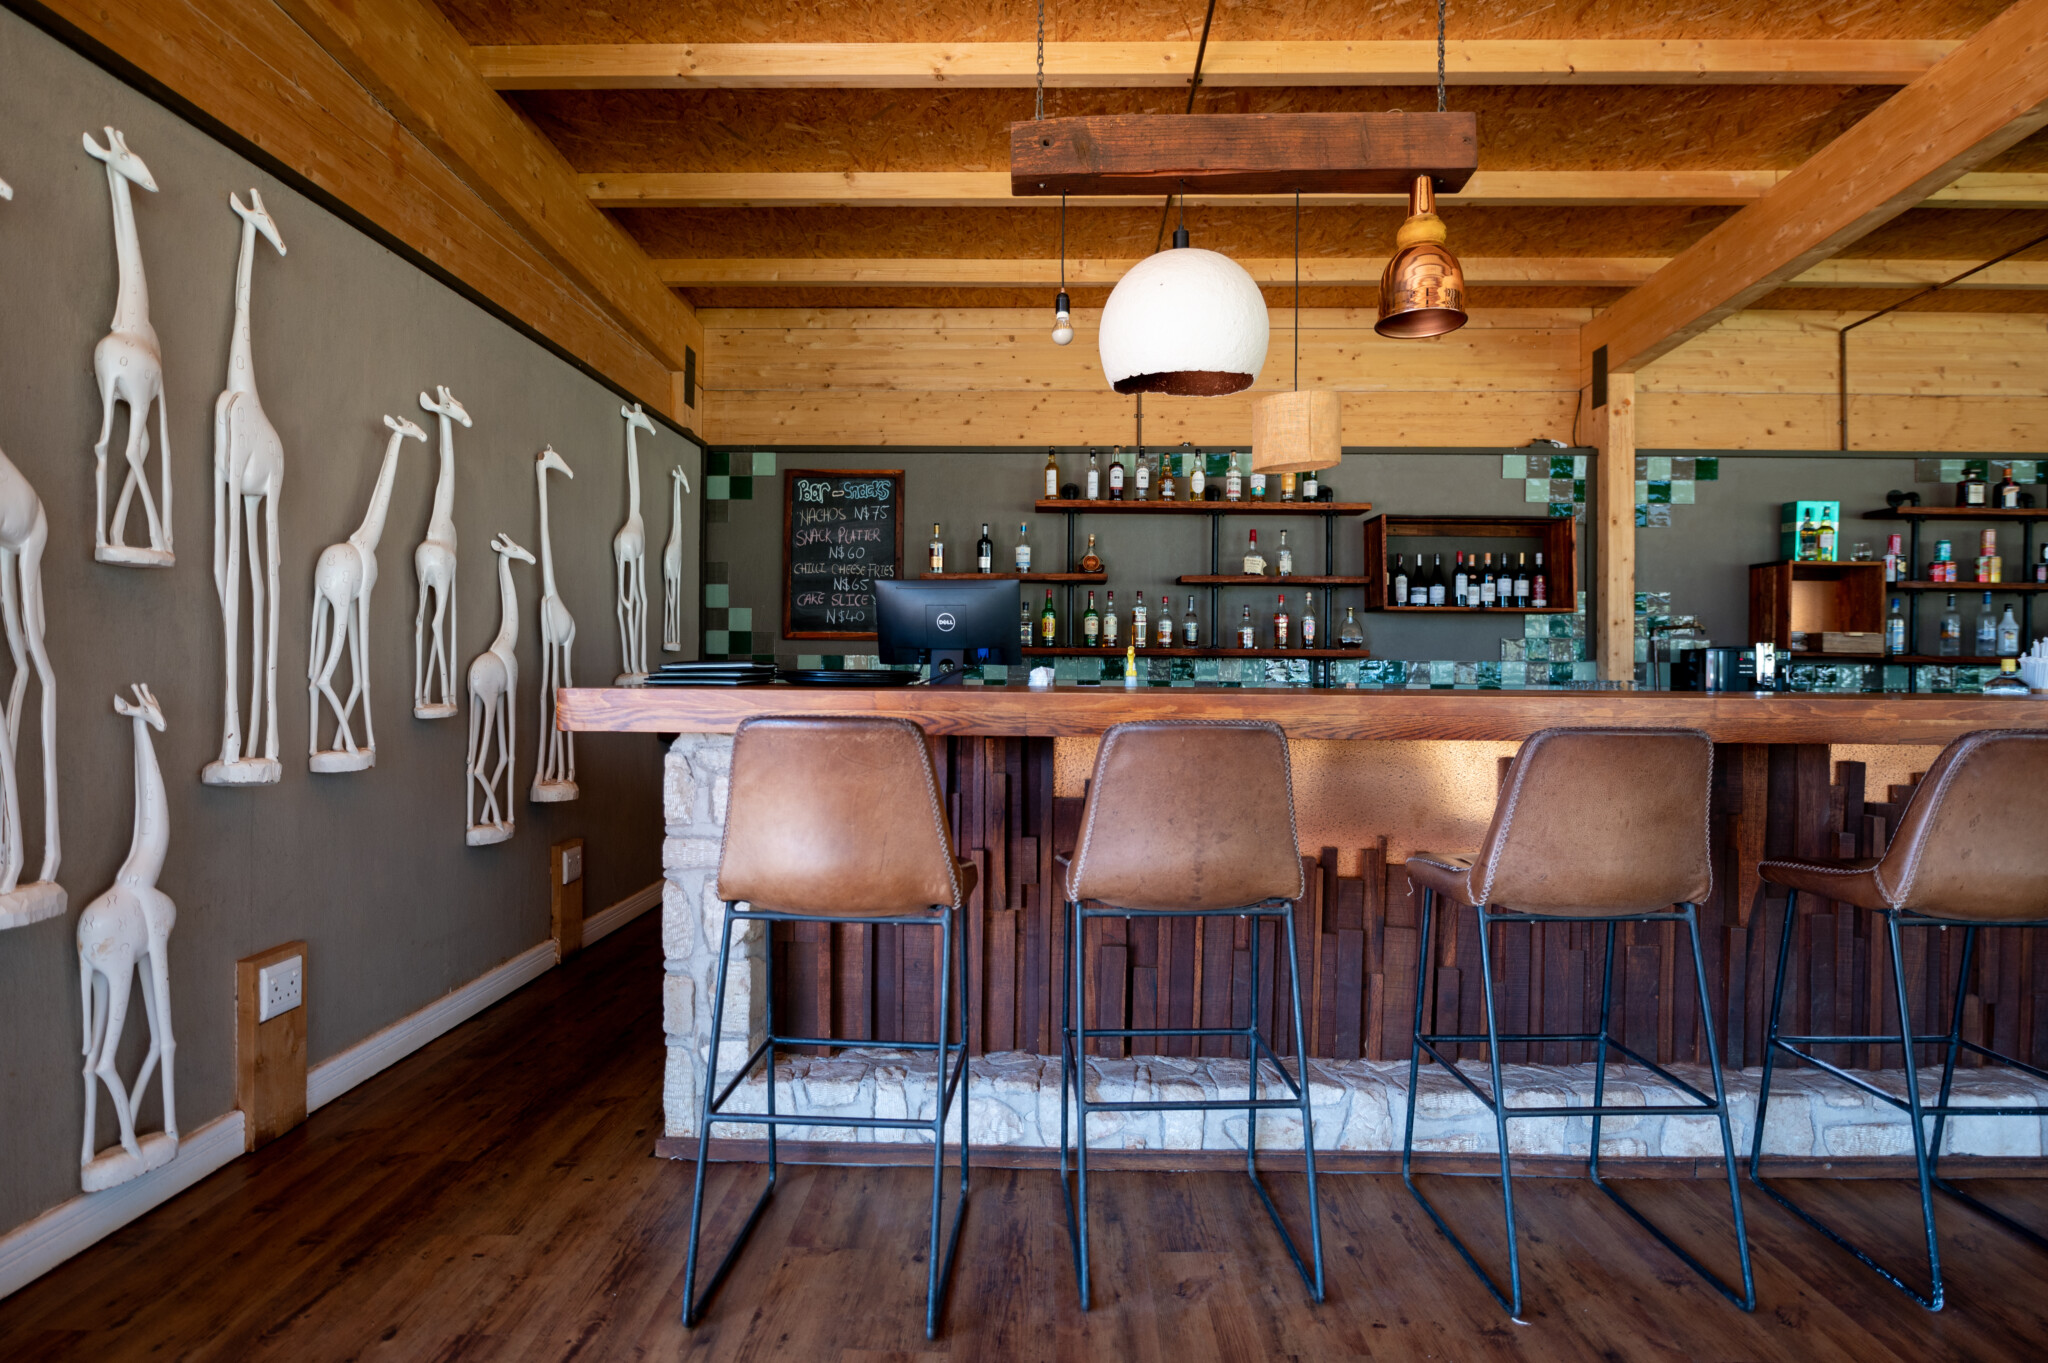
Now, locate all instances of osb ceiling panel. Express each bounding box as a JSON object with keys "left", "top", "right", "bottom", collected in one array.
[
  {"left": 438, "top": 0, "right": 2005, "bottom": 46},
  {"left": 681, "top": 284, "right": 1628, "bottom": 310},
  {"left": 1842, "top": 209, "right": 2048, "bottom": 258},
  {"left": 516, "top": 84, "right": 1899, "bottom": 174}
]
